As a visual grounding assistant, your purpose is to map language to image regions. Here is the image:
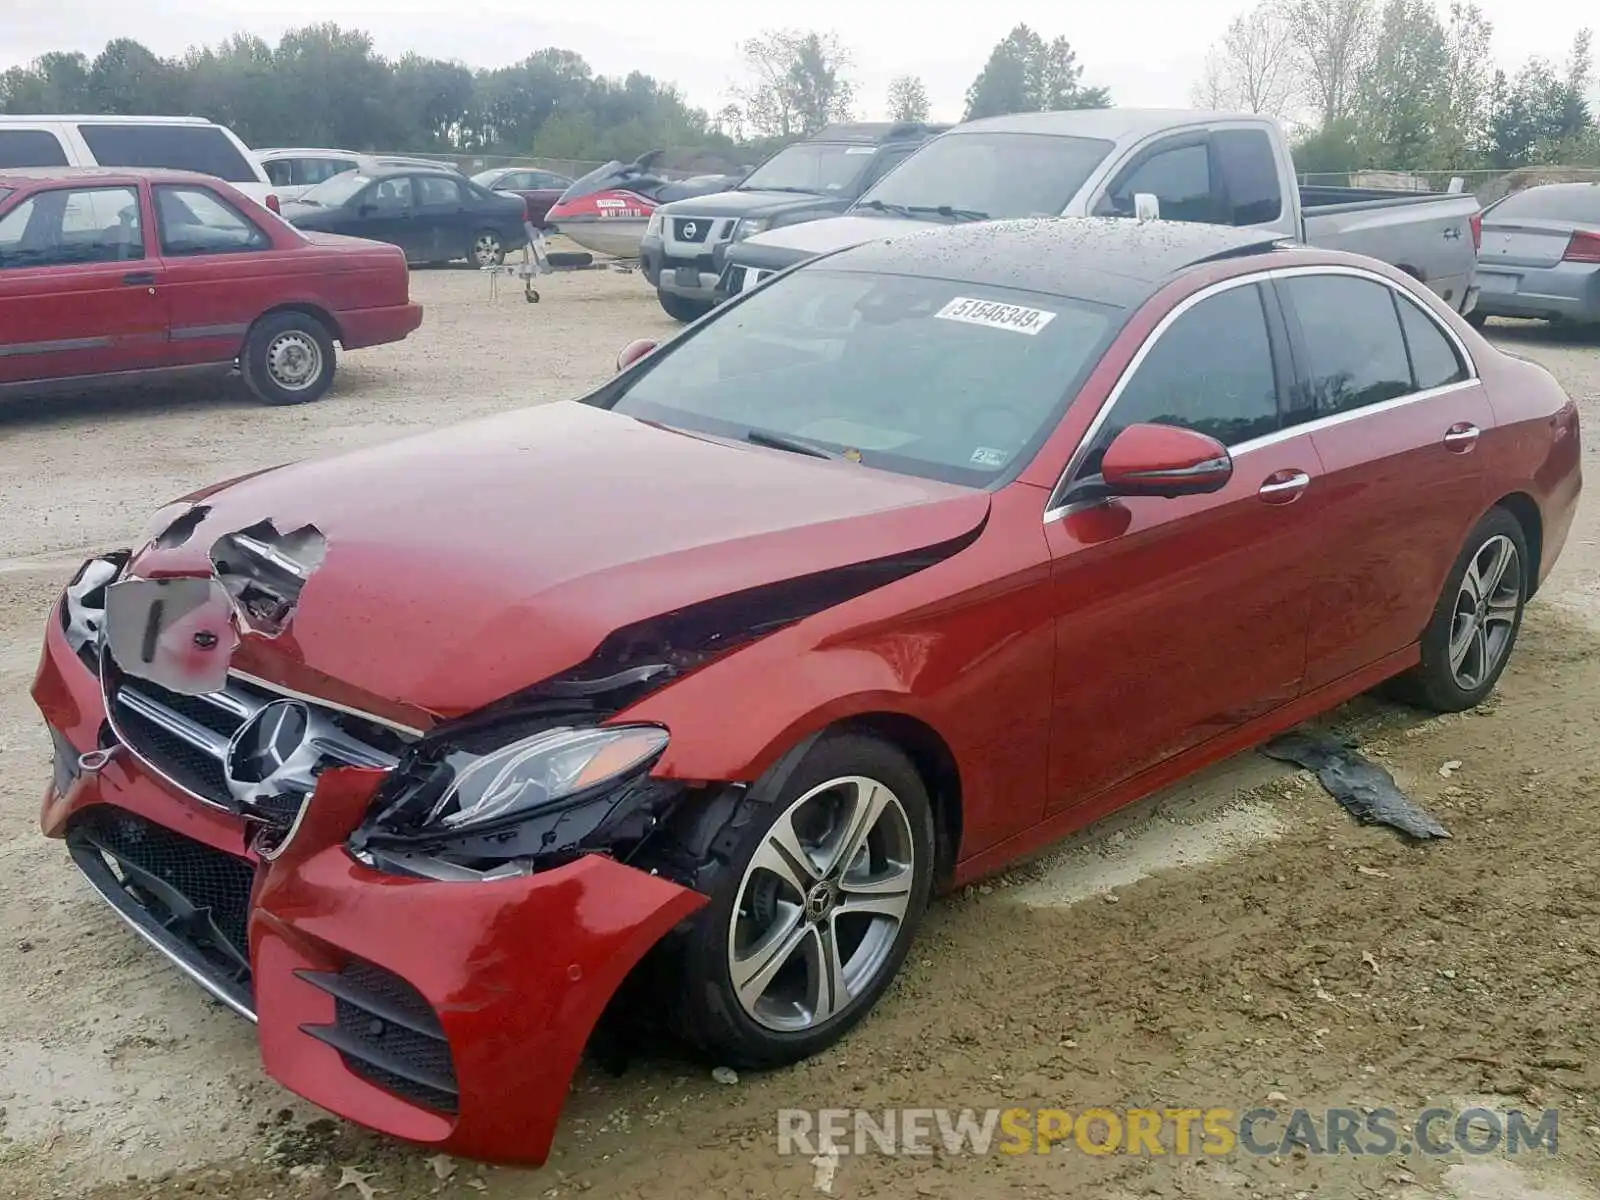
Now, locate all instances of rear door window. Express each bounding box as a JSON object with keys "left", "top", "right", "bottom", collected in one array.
[
  {"left": 302, "top": 157, "right": 357, "bottom": 185},
  {"left": 416, "top": 175, "right": 465, "bottom": 207},
  {"left": 77, "top": 124, "right": 258, "bottom": 183},
  {"left": 1100, "top": 138, "right": 1223, "bottom": 224},
  {"left": 1395, "top": 293, "right": 1468, "bottom": 390},
  {"left": 365, "top": 177, "right": 413, "bottom": 211},
  {"left": 0, "top": 186, "right": 144, "bottom": 268},
  {"left": 1281, "top": 275, "right": 1413, "bottom": 415},
  {"left": 1212, "top": 129, "right": 1283, "bottom": 225},
  {"left": 154, "top": 185, "right": 270, "bottom": 256},
  {"left": 0, "top": 129, "right": 71, "bottom": 168},
  {"left": 262, "top": 159, "right": 294, "bottom": 187}
]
